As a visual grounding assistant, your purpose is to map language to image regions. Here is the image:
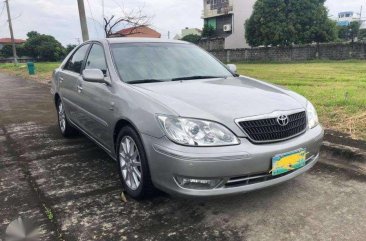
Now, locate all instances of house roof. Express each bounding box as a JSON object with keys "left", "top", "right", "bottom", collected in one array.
[
  {"left": 0, "top": 38, "right": 26, "bottom": 44},
  {"left": 338, "top": 11, "right": 354, "bottom": 15},
  {"left": 113, "top": 26, "right": 161, "bottom": 38}
]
